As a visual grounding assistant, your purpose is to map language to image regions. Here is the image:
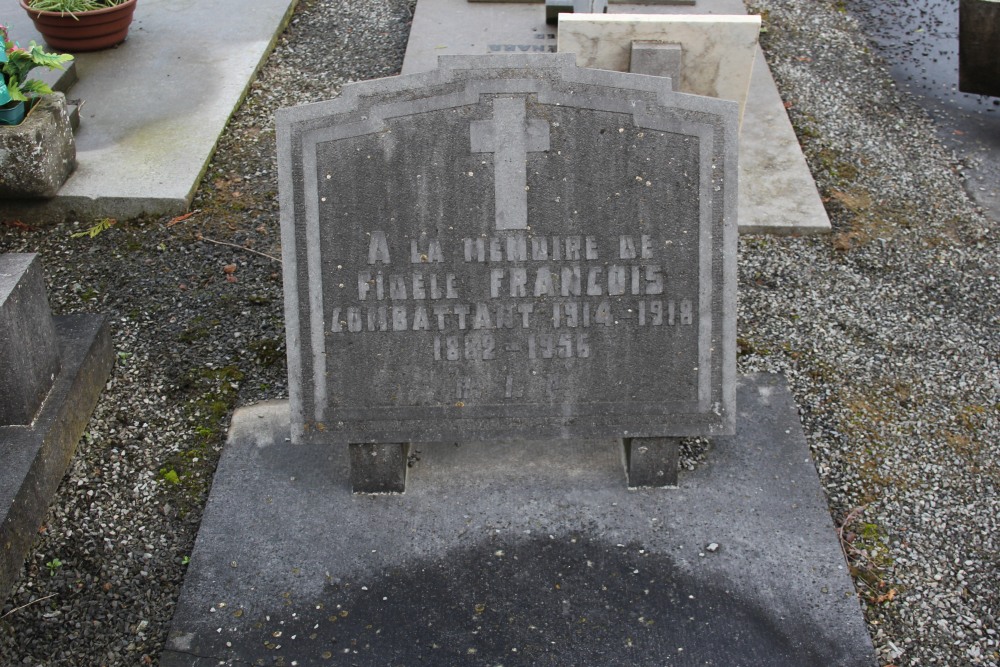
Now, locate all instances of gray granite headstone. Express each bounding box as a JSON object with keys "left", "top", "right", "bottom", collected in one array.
[
  {"left": 277, "top": 54, "right": 737, "bottom": 491},
  {"left": 1, "top": 252, "right": 114, "bottom": 600},
  {"left": 0, "top": 254, "right": 60, "bottom": 425}
]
